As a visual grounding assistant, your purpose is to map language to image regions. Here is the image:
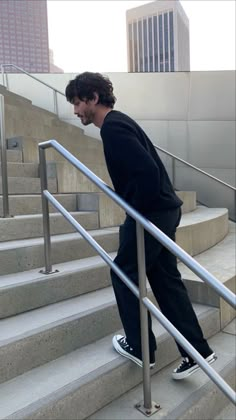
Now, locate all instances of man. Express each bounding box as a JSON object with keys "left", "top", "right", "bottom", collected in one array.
[{"left": 65, "top": 72, "right": 216, "bottom": 379}]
